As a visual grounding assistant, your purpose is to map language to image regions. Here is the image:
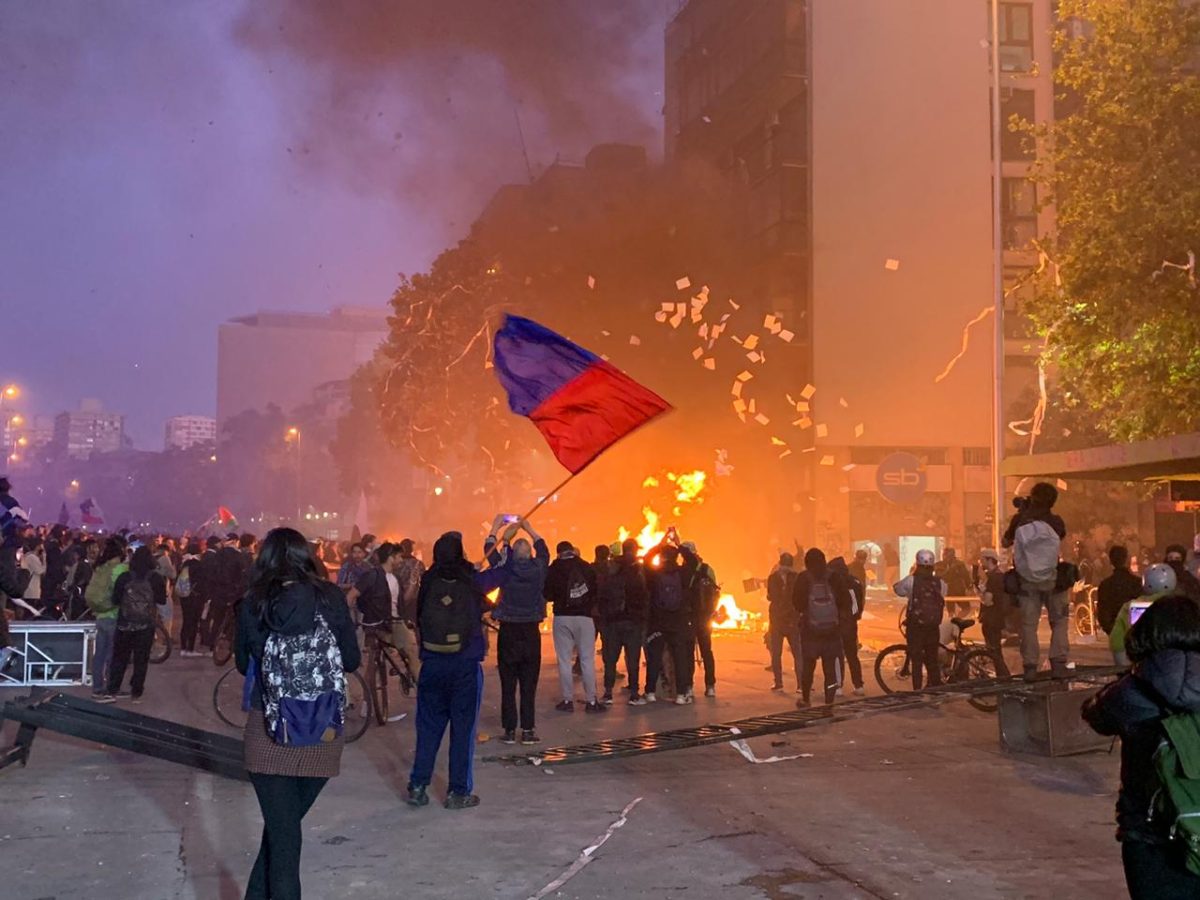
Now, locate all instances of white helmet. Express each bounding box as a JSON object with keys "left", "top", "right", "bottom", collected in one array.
[
  {"left": 915, "top": 549, "right": 936, "bottom": 567},
  {"left": 1144, "top": 563, "right": 1178, "bottom": 595}
]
